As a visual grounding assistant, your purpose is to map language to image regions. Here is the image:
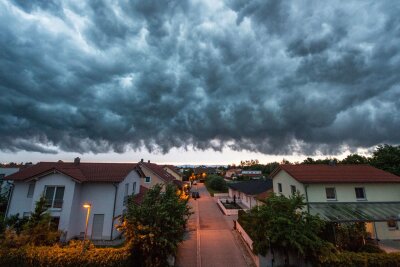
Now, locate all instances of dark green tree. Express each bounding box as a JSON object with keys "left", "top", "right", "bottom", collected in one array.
[
  {"left": 370, "top": 144, "right": 400, "bottom": 176},
  {"left": 120, "top": 184, "right": 192, "bottom": 267},
  {"left": 241, "top": 193, "right": 331, "bottom": 265},
  {"left": 205, "top": 175, "right": 227, "bottom": 191},
  {"left": 341, "top": 154, "right": 369, "bottom": 164}
]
